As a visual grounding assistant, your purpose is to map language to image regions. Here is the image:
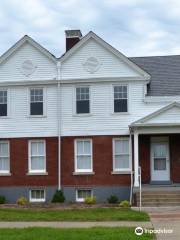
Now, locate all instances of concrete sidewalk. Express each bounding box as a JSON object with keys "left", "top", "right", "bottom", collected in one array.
[{"left": 0, "top": 221, "right": 152, "bottom": 229}]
